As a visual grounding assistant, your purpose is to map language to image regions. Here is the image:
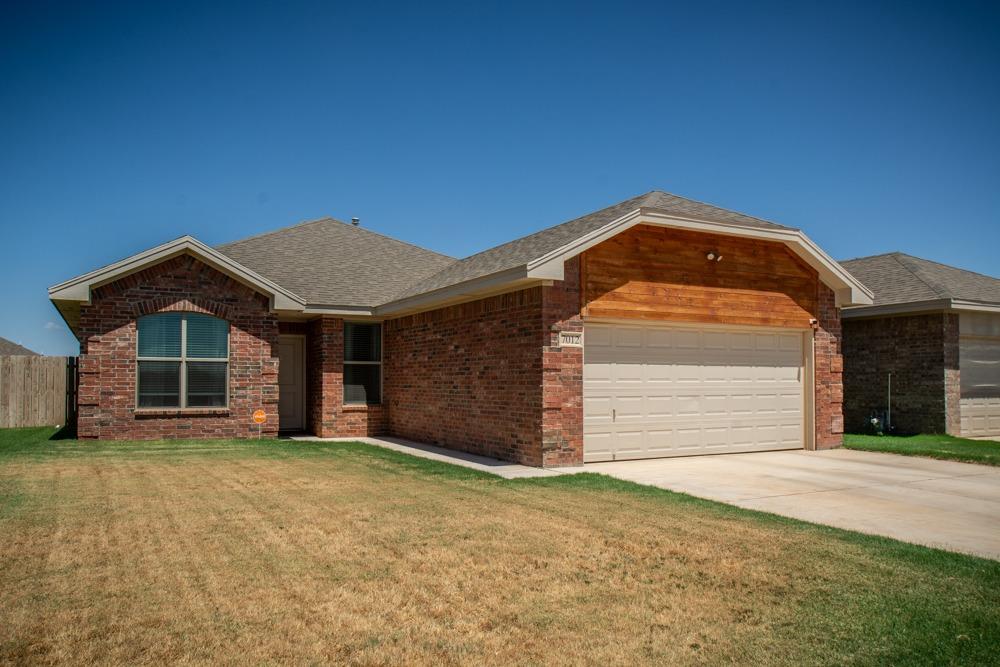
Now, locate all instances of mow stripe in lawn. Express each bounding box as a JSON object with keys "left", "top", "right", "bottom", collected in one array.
[{"left": 1, "top": 426, "right": 999, "bottom": 665}]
